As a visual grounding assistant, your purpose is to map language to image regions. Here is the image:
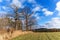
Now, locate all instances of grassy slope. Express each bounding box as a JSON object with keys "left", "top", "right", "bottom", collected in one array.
[{"left": 11, "top": 32, "right": 60, "bottom": 40}]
